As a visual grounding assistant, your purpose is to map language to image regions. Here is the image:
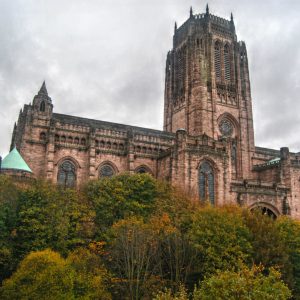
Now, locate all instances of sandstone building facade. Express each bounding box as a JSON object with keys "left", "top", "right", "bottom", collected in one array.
[{"left": 10, "top": 6, "right": 300, "bottom": 218}]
